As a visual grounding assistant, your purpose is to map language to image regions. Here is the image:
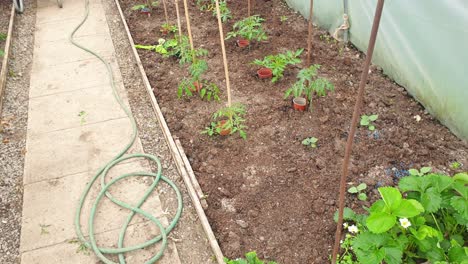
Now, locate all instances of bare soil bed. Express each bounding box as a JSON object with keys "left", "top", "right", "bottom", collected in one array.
[{"left": 117, "top": 0, "right": 468, "bottom": 262}]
